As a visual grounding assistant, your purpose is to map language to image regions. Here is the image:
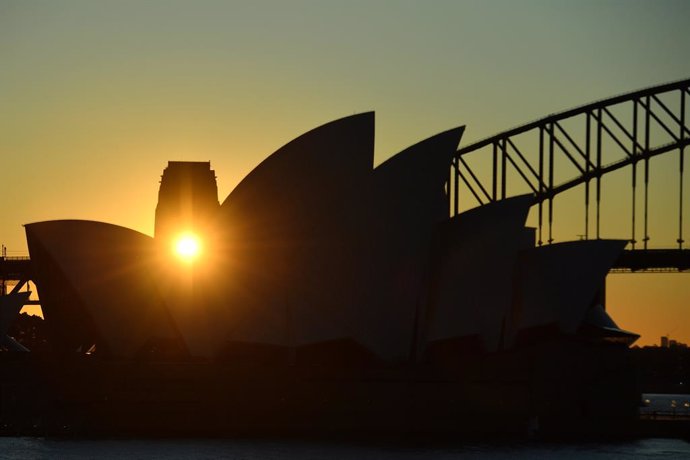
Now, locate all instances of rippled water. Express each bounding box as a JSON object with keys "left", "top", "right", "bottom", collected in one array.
[{"left": 1, "top": 437, "right": 690, "bottom": 460}]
